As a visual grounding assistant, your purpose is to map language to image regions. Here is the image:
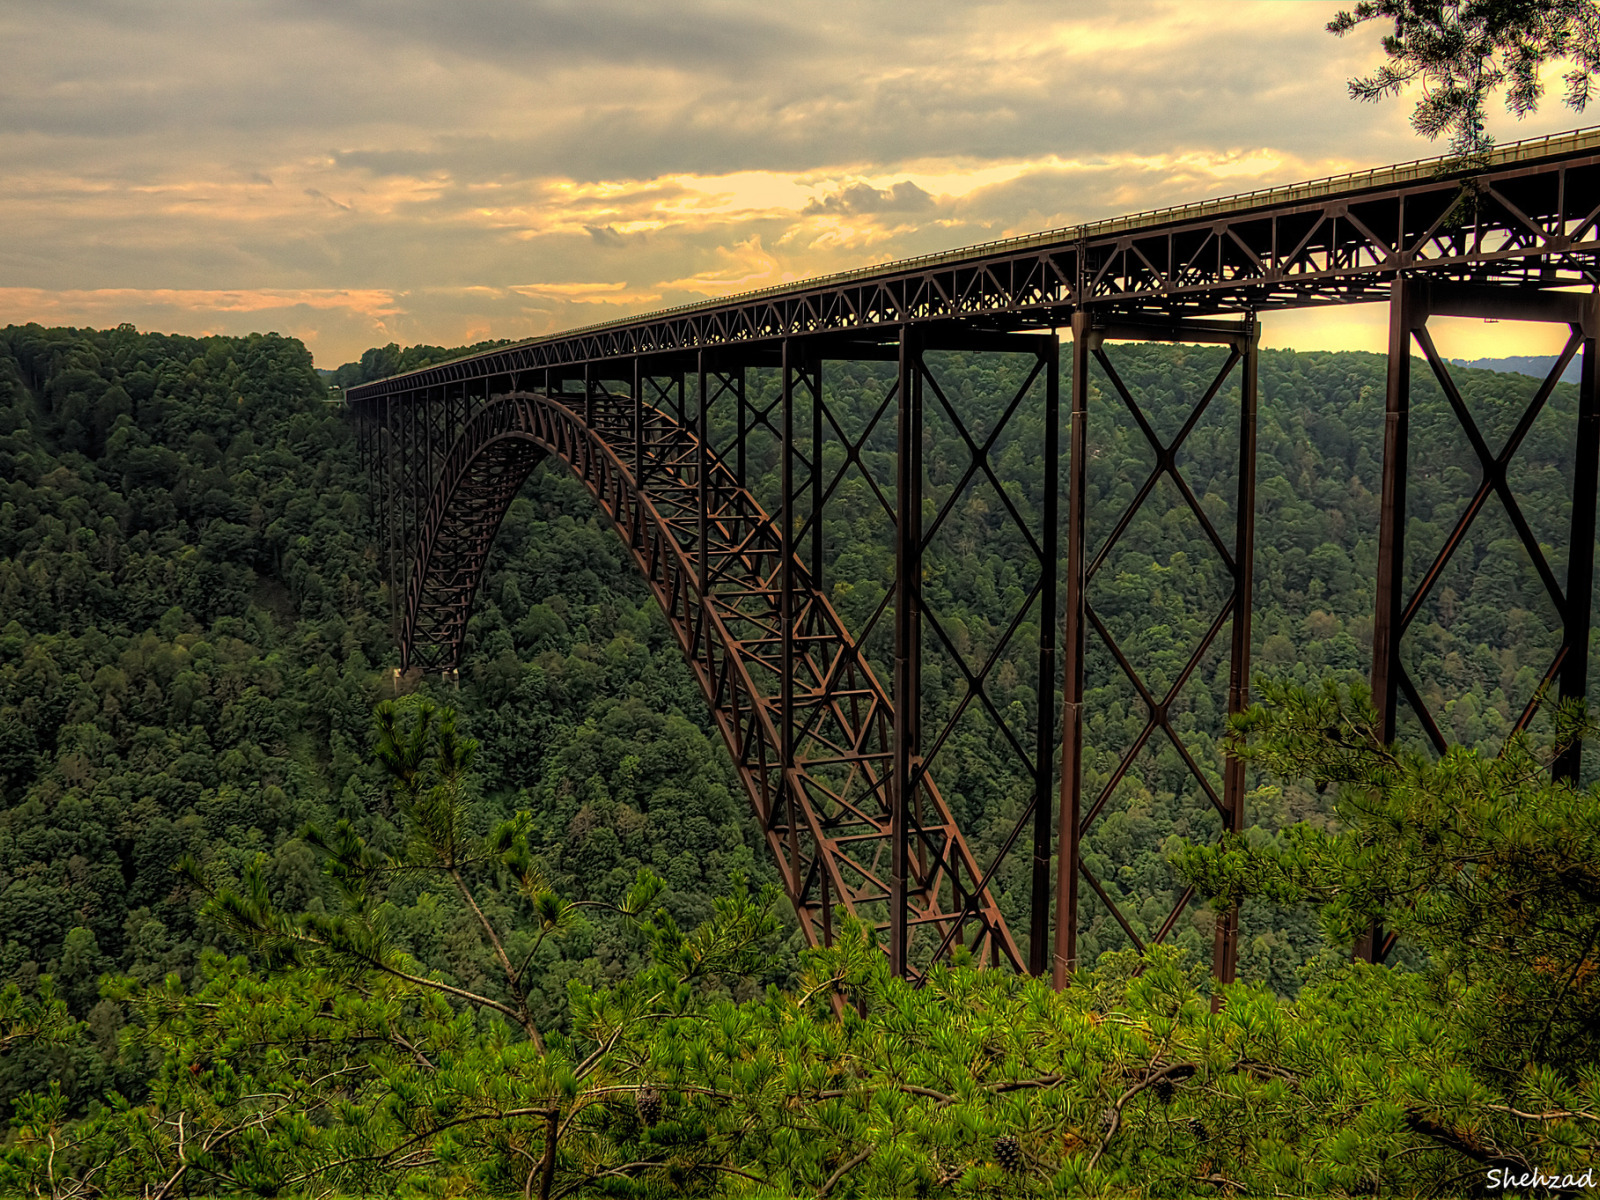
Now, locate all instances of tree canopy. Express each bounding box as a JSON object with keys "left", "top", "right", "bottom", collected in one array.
[
  {"left": 1329, "top": 0, "right": 1600, "bottom": 153},
  {"left": 6, "top": 685, "right": 1600, "bottom": 1197}
]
